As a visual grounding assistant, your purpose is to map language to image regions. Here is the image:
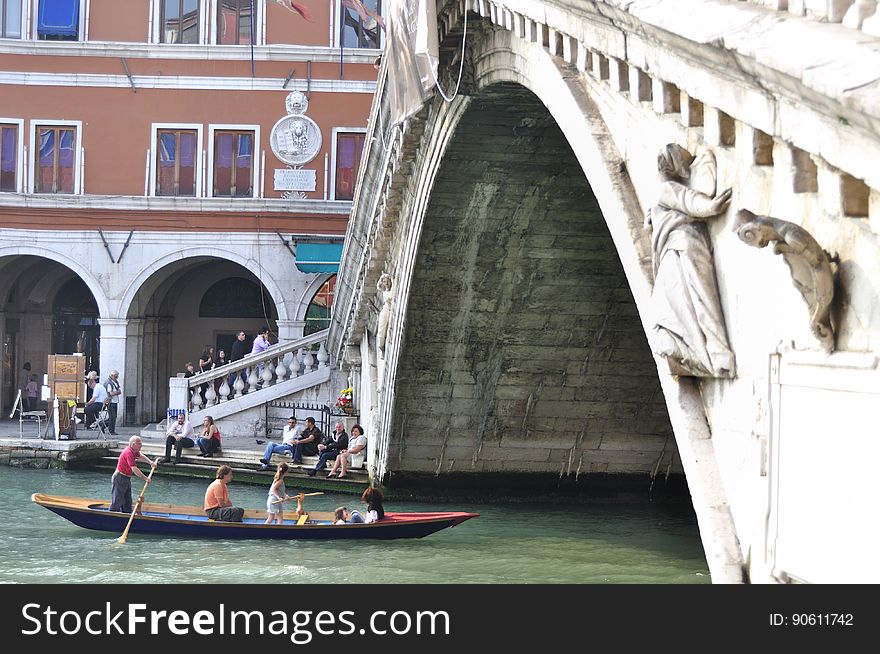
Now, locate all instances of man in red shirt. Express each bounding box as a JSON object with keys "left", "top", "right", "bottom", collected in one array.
[{"left": 110, "top": 435, "right": 158, "bottom": 513}]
